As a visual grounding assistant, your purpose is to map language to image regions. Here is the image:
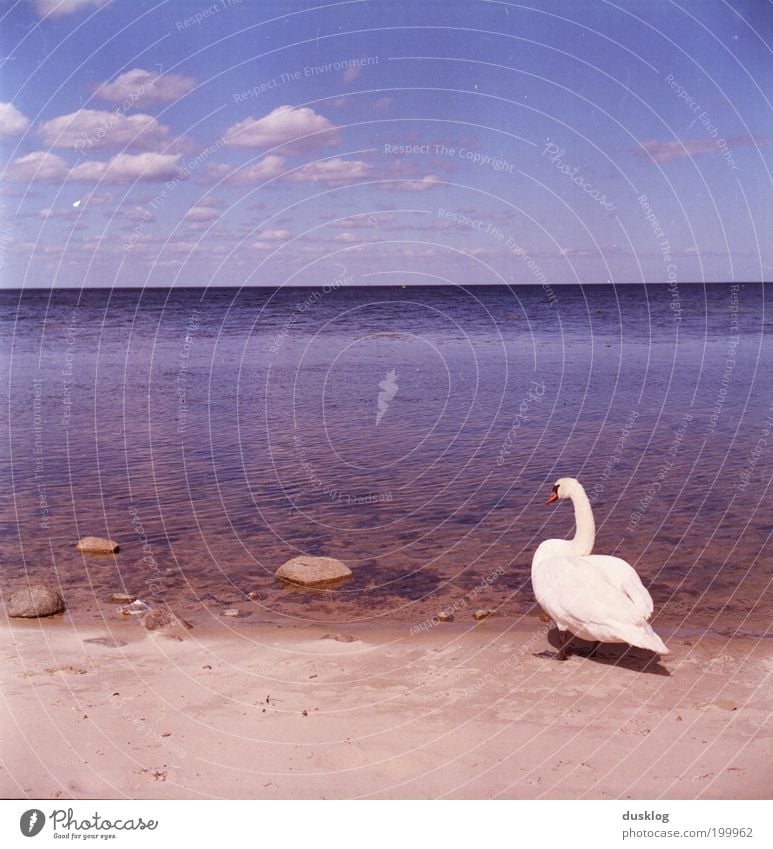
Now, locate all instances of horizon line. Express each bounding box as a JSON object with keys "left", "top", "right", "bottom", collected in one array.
[{"left": 1, "top": 281, "right": 769, "bottom": 292}]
